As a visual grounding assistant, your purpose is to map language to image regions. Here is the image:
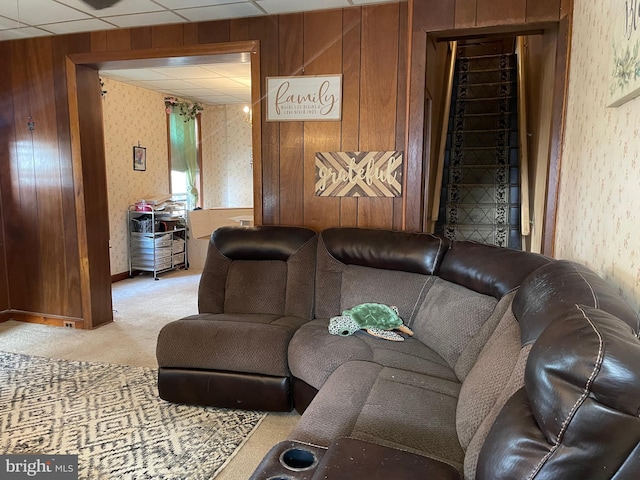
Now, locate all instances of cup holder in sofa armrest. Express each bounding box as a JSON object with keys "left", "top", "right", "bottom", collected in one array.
[
  {"left": 280, "top": 448, "right": 318, "bottom": 471},
  {"left": 249, "top": 441, "right": 327, "bottom": 480}
]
